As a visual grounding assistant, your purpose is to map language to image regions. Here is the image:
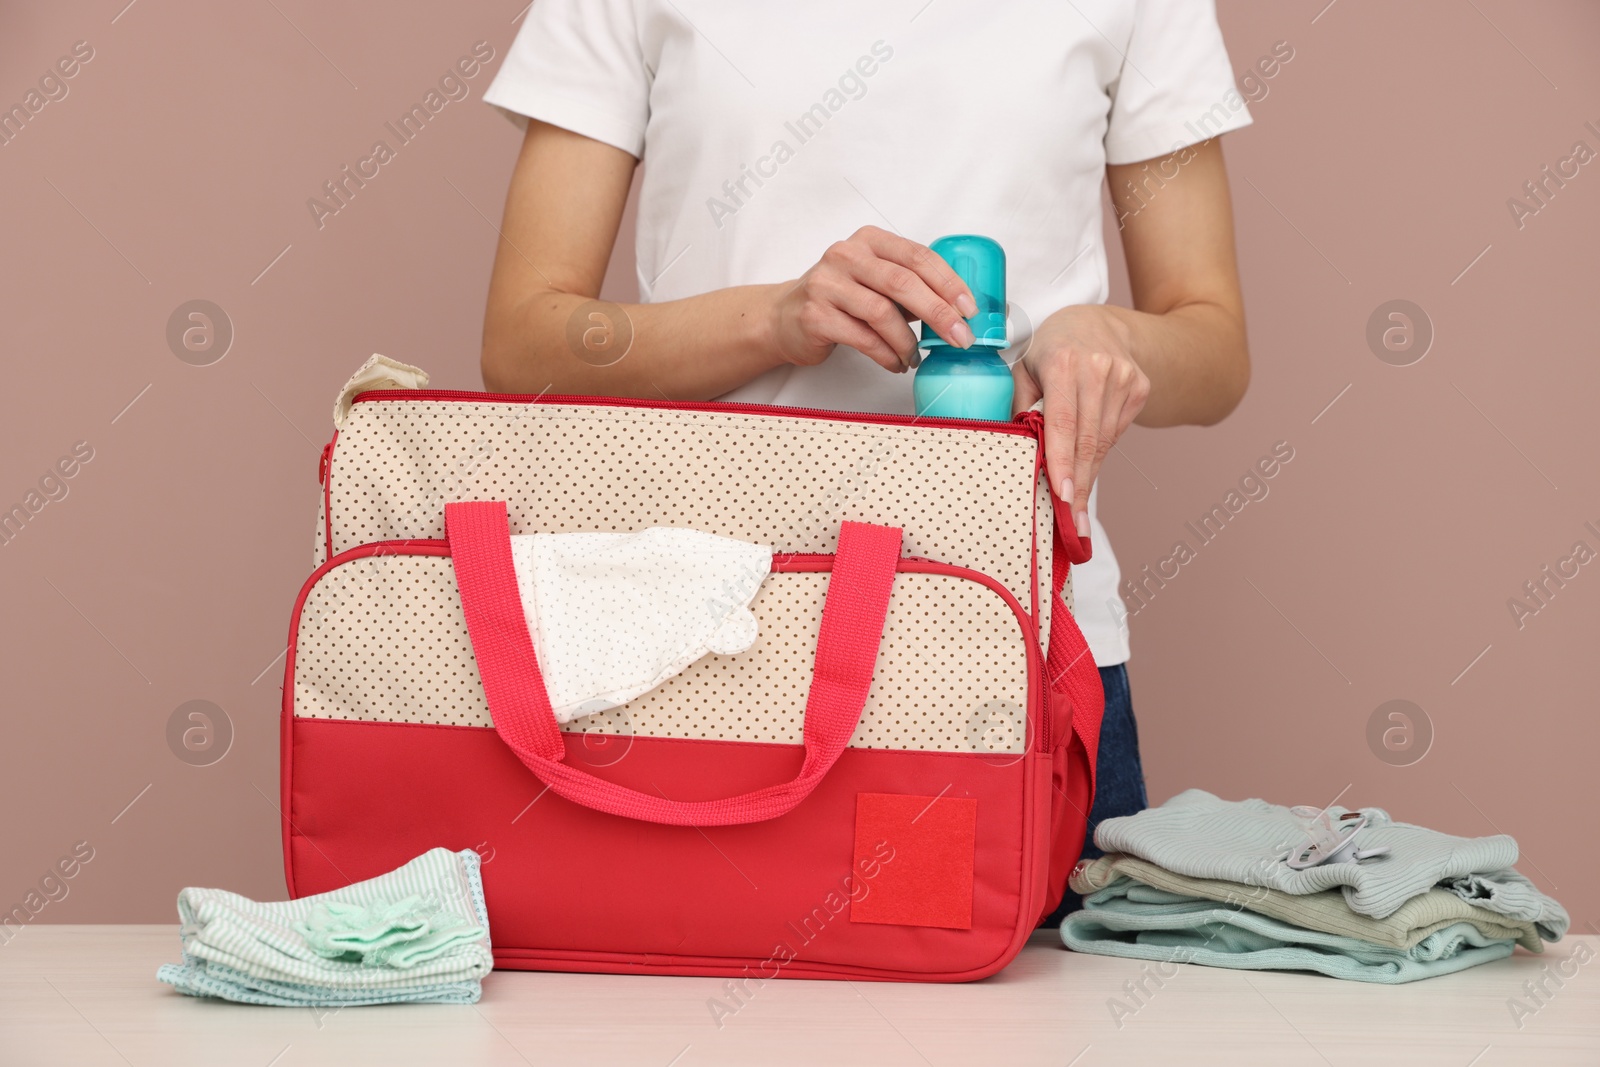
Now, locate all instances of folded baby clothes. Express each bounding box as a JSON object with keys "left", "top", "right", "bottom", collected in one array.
[
  {"left": 295, "top": 894, "right": 484, "bottom": 969},
  {"left": 1059, "top": 877, "right": 1516, "bottom": 984},
  {"left": 1442, "top": 868, "right": 1568, "bottom": 941},
  {"left": 1073, "top": 854, "right": 1544, "bottom": 952},
  {"left": 1094, "top": 789, "right": 1568, "bottom": 933},
  {"left": 157, "top": 848, "right": 492, "bottom": 1007},
  {"left": 509, "top": 527, "right": 773, "bottom": 722}
]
